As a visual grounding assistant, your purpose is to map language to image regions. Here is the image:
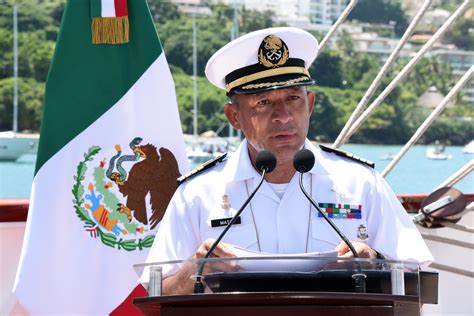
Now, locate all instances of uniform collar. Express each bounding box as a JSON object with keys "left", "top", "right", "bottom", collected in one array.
[
  {"left": 305, "top": 139, "right": 330, "bottom": 176},
  {"left": 222, "top": 139, "right": 260, "bottom": 182},
  {"left": 222, "top": 138, "right": 329, "bottom": 183}
]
